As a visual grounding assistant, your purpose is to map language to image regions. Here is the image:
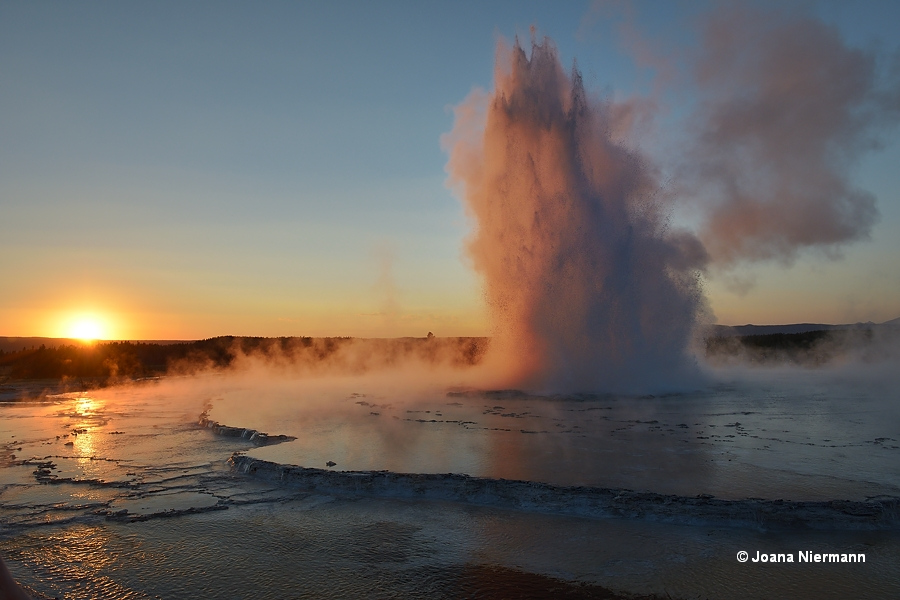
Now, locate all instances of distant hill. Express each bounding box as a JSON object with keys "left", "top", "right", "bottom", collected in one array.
[{"left": 708, "top": 320, "right": 896, "bottom": 337}]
